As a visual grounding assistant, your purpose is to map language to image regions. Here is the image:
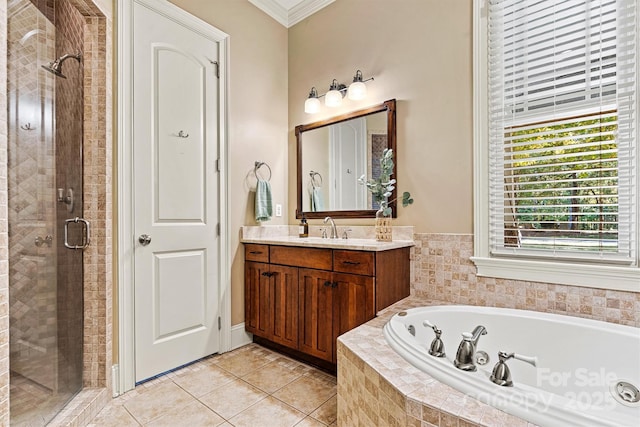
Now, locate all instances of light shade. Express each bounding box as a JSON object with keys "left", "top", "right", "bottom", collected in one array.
[
  {"left": 305, "top": 97, "right": 320, "bottom": 113},
  {"left": 348, "top": 81, "right": 367, "bottom": 100},
  {"left": 325, "top": 79, "right": 345, "bottom": 107},
  {"left": 348, "top": 70, "right": 368, "bottom": 100},
  {"left": 304, "top": 87, "right": 321, "bottom": 114},
  {"left": 325, "top": 89, "right": 343, "bottom": 107}
]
